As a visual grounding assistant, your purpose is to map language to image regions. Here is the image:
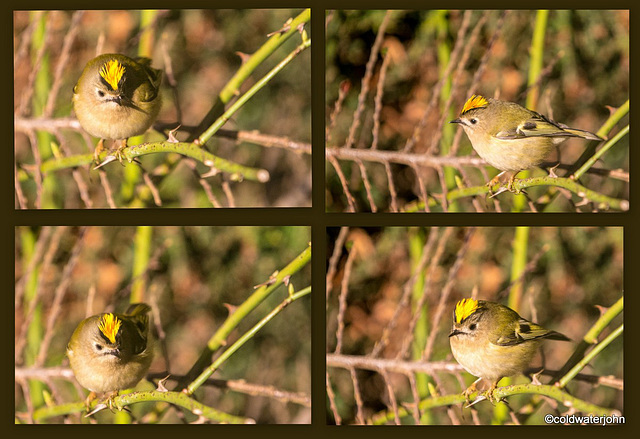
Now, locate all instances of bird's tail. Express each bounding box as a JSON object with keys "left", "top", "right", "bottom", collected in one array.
[{"left": 562, "top": 127, "right": 604, "bottom": 141}]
